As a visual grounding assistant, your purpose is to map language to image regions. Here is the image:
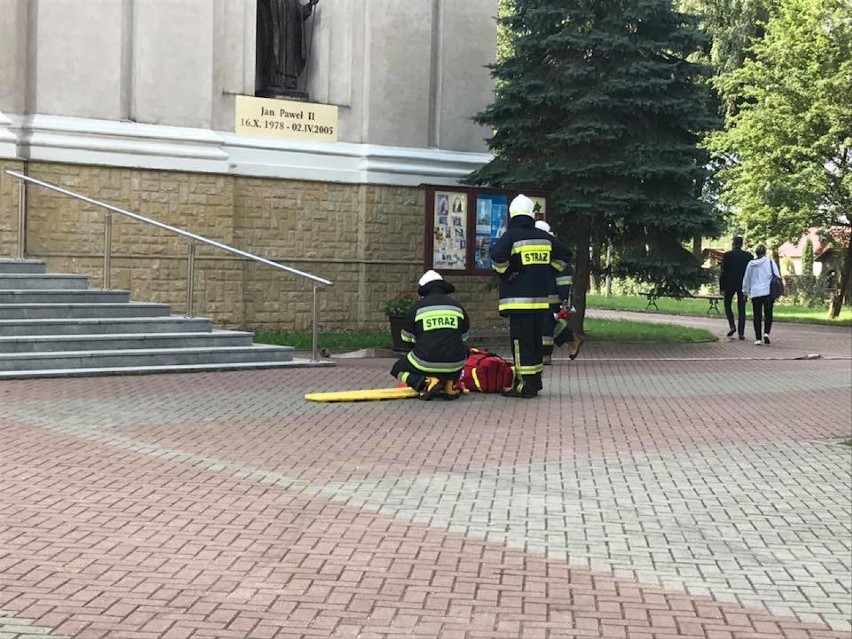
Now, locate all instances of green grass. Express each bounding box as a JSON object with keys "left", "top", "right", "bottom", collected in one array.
[
  {"left": 587, "top": 293, "right": 852, "bottom": 325},
  {"left": 582, "top": 317, "right": 713, "bottom": 342},
  {"left": 253, "top": 317, "right": 714, "bottom": 350}
]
